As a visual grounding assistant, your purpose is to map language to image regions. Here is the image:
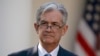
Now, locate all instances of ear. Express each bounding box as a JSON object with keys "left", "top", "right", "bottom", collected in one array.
[
  {"left": 61, "top": 25, "right": 68, "bottom": 36},
  {"left": 34, "top": 23, "right": 39, "bottom": 33}
]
